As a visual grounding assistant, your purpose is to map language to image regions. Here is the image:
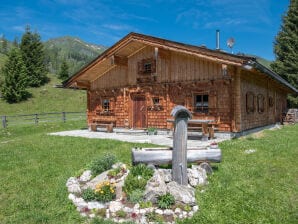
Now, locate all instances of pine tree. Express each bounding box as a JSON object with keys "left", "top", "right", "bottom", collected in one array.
[
  {"left": 58, "top": 60, "right": 69, "bottom": 81},
  {"left": 271, "top": 0, "right": 298, "bottom": 107},
  {"left": 20, "top": 25, "right": 48, "bottom": 87},
  {"left": 1, "top": 48, "right": 30, "bottom": 103}
]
